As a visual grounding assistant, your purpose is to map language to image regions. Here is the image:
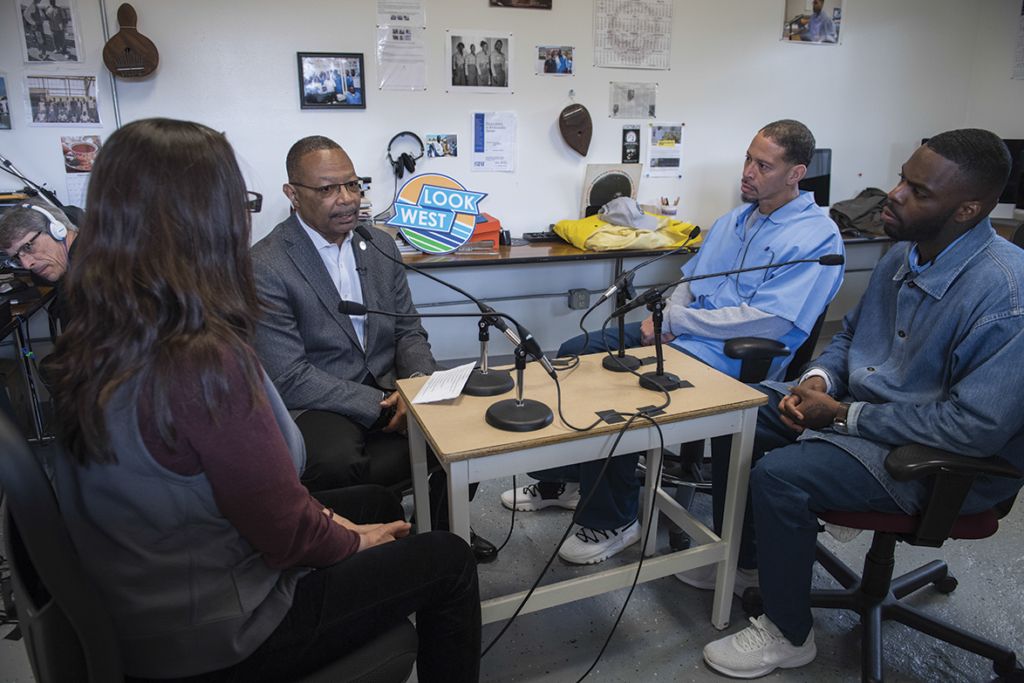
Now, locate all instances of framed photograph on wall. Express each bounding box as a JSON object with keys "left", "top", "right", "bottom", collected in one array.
[
  {"left": 15, "top": 0, "right": 82, "bottom": 63},
  {"left": 297, "top": 52, "right": 366, "bottom": 110},
  {"left": 24, "top": 73, "right": 100, "bottom": 126},
  {"left": 0, "top": 74, "right": 12, "bottom": 130},
  {"left": 782, "top": 0, "right": 843, "bottom": 44}
]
